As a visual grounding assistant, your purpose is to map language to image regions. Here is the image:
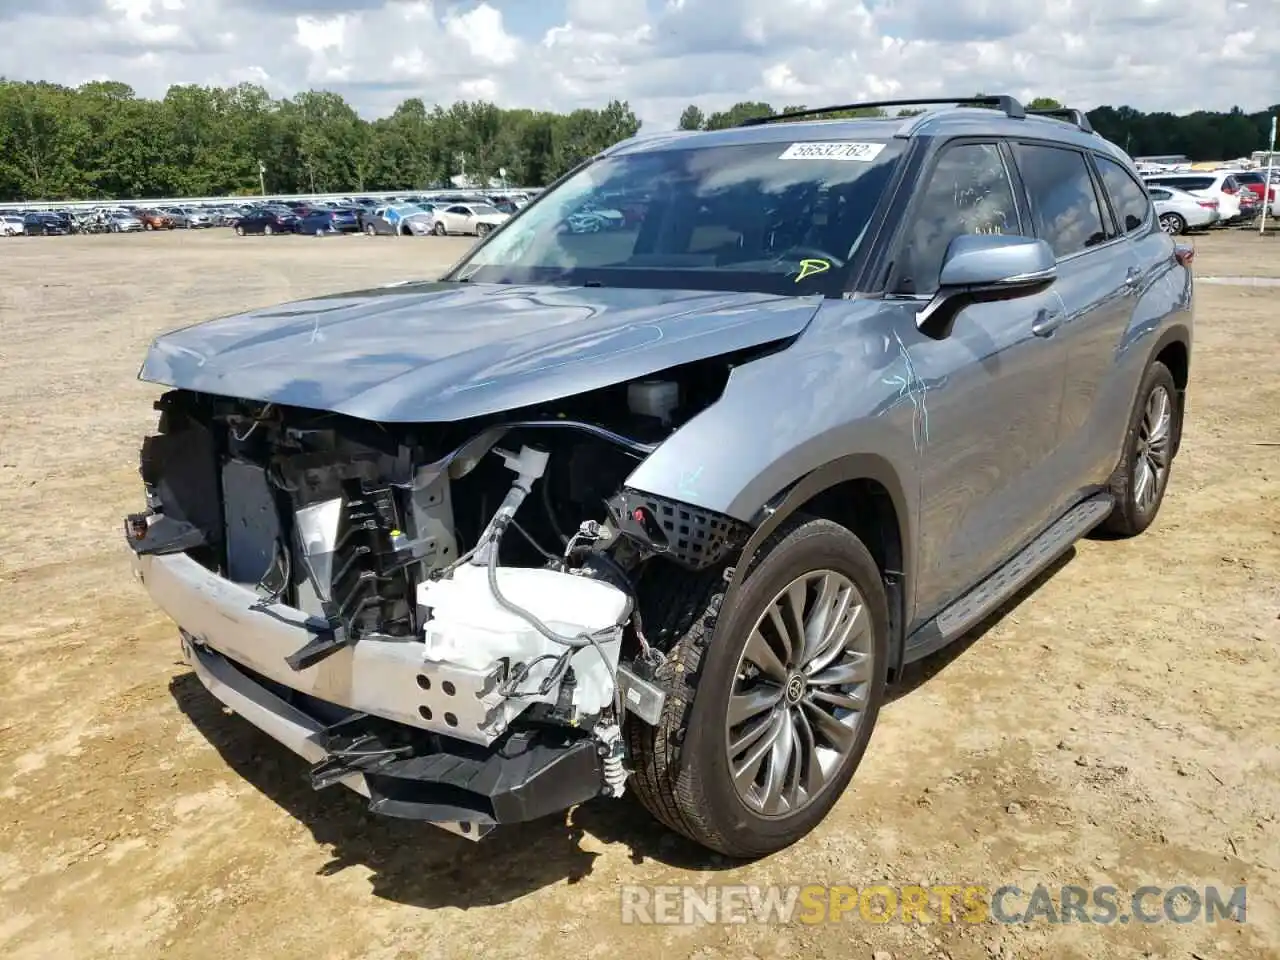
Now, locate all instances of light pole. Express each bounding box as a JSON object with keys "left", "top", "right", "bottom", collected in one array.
[
  {"left": 258, "top": 159, "right": 266, "bottom": 198},
  {"left": 1259, "top": 115, "right": 1276, "bottom": 237}
]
